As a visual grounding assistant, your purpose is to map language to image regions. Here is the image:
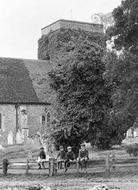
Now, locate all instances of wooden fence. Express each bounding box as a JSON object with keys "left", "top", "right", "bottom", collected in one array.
[
  {"left": 1, "top": 153, "right": 138, "bottom": 177},
  {"left": 1, "top": 158, "right": 57, "bottom": 176}
]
